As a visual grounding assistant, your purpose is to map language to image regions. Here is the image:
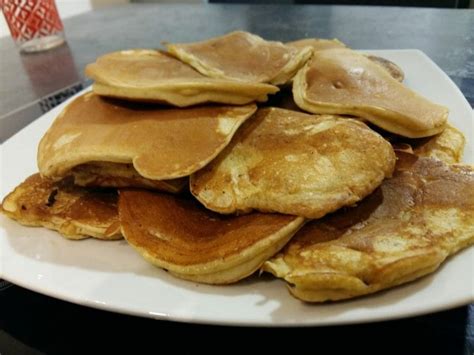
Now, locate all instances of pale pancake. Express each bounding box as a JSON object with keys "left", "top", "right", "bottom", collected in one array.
[
  {"left": 85, "top": 50, "right": 278, "bottom": 106},
  {"left": 1, "top": 174, "right": 121, "bottom": 240},
  {"left": 191, "top": 107, "right": 395, "bottom": 219},
  {"left": 287, "top": 38, "right": 347, "bottom": 51},
  {"left": 293, "top": 48, "right": 448, "bottom": 138},
  {"left": 263, "top": 153, "right": 474, "bottom": 302},
  {"left": 119, "top": 189, "right": 304, "bottom": 284},
  {"left": 38, "top": 93, "right": 257, "bottom": 181},
  {"left": 167, "top": 31, "right": 313, "bottom": 85},
  {"left": 71, "top": 162, "right": 187, "bottom": 193},
  {"left": 288, "top": 39, "right": 404, "bottom": 82}
]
